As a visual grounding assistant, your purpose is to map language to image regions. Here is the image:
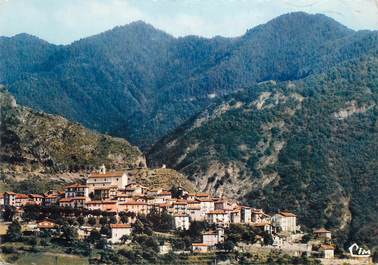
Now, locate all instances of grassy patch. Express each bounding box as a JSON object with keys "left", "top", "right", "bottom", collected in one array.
[
  {"left": 2, "top": 252, "right": 89, "bottom": 265},
  {"left": 0, "top": 182, "right": 11, "bottom": 192},
  {"left": 0, "top": 223, "right": 9, "bottom": 236}
]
